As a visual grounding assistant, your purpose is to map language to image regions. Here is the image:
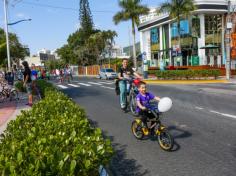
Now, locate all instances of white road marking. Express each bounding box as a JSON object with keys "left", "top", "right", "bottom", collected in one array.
[
  {"left": 88, "top": 82, "right": 103, "bottom": 86},
  {"left": 98, "top": 81, "right": 114, "bottom": 85},
  {"left": 57, "top": 85, "right": 68, "bottom": 89},
  {"left": 78, "top": 83, "right": 91, "bottom": 87},
  {"left": 195, "top": 106, "right": 204, "bottom": 110},
  {"left": 210, "top": 110, "right": 236, "bottom": 119},
  {"left": 101, "top": 86, "right": 115, "bottom": 90},
  {"left": 68, "top": 84, "right": 80, "bottom": 87}
]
